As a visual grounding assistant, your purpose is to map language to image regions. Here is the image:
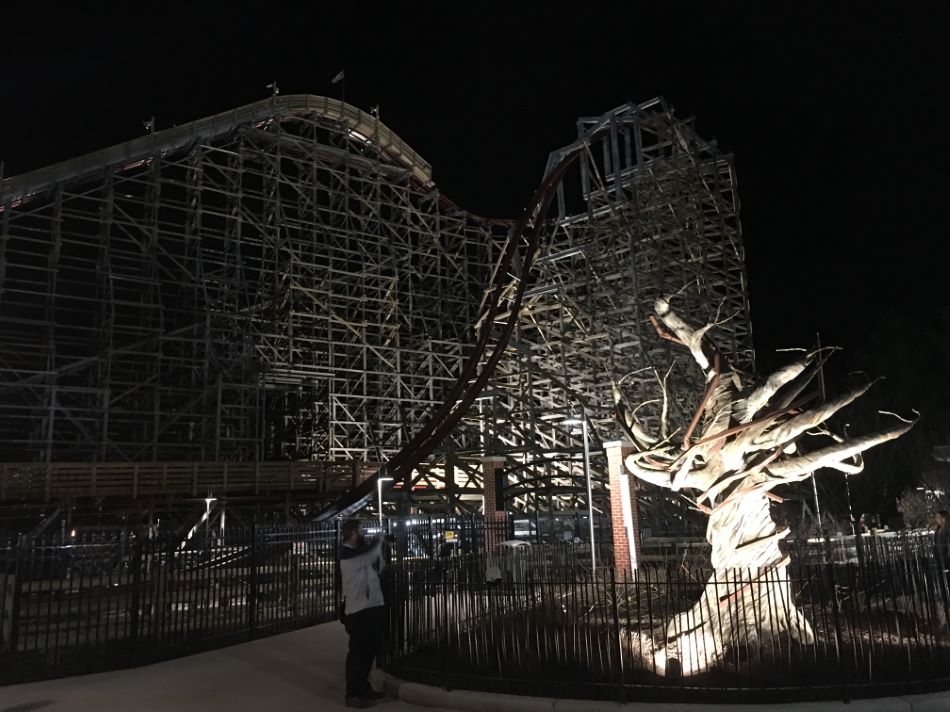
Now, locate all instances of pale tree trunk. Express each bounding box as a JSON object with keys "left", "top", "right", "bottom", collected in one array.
[{"left": 649, "top": 494, "right": 813, "bottom": 676}]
